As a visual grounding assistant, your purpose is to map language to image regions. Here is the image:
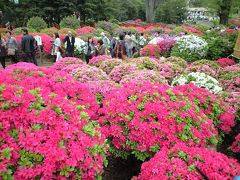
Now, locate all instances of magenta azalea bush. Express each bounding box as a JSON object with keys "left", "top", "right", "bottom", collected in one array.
[
  {"left": 0, "top": 67, "right": 107, "bottom": 179},
  {"left": 120, "top": 70, "right": 167, "bottom": 85},
  {"left": 216, "top": 58, "right": 236, "bottom": 68},
  {"left": 71, "top": 65, "right": 109, "bottom": 83},
  {"left": 137, "top": 143, "right": 240, "bottom": 179},
  {"left": 98, "top": 82, "right": 221, "bottom": 161},
  {"left": 52, "top": 57, "right": 84, "bottom": 71},
  {"left": 89, "top": 55, "right": 112, "bottom": 67},
  {"left": 5, "top": 62, "right": 38, "bottom": 71},
  {"left": 109, "top": 63, "right": 139, "bottom": 83},
  {"left": 232, "top": 134, "right": 240, "bottom": 153},
  {"left": 99, "top": 58, "right": 122, "bottom": 74}
]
